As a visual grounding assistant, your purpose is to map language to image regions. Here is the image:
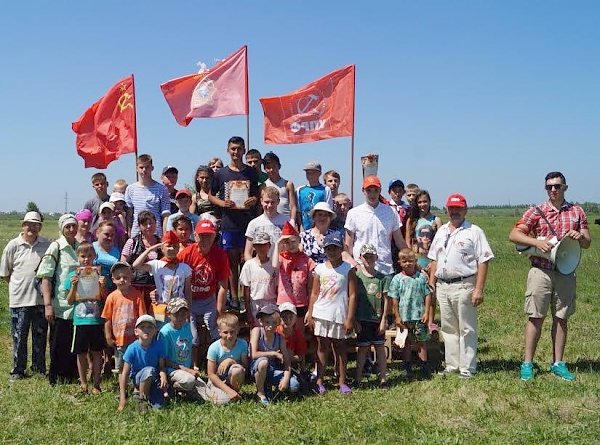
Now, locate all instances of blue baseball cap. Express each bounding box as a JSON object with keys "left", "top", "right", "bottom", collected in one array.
[
  {"left": 388, "top": 178, "right": 405, "bottom": 191},
  {"left": 323, "top": 232, "right": 343, "bottom": 248}
]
